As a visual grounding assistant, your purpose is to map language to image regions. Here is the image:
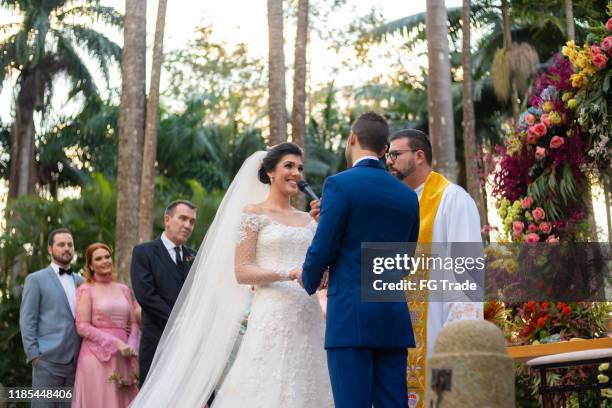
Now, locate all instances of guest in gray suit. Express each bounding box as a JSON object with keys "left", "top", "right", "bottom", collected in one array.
[{"left": 19, "top": 228, "right": 84, "bottom": 407}]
